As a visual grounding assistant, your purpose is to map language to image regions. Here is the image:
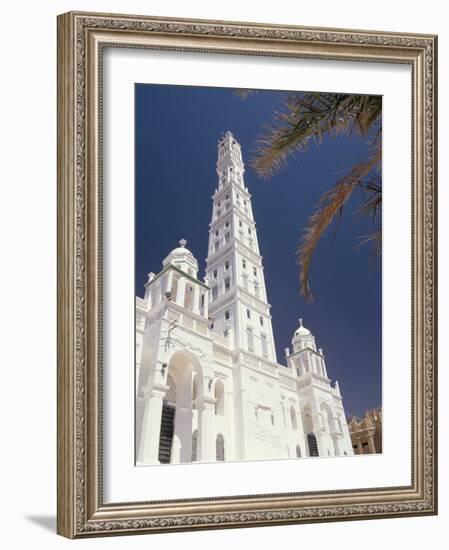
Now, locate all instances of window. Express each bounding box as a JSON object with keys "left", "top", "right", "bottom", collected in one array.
[
  {"left": 242, "top": 259, "right": 246, "bottom": 269},
  {"left": 215, "top": 229, "right": 219, "bottom": 237},
  {"left": 239, "top": 220, "right": 243, "bottom": 227},
  {"left": 214, "top": 241, "right": 219, "bottom": 252},
  {"left": 216, "top": 434, "right": 225, "bottom": 461},
  {"left": 215, "top": 381, "right": 225, "bottom": 416},
  {"left": 248, "top": 228, "right": 252, "bottom": 235},
  {"left": 290, "top": 406, "right": 298, "bottom": 431},
  {"left": 242, "top": 275, "right": 248, "bottom": 290},
  {"left": 224, "top": 277, "right": 231, "bottom": 291},
  {"left": 248, "top": 239, "right": 254, "bottom": 249},
  {"left": 261, "top": 334, "right": 268, "bottom": 357},
  {"left": 225, "top": 232, "right": 231, "bottom": 244},
  {"left": 253, "top": 267, "right": 257, "bottom": 277},
  {"left": 212, "top": 286, "right": 218, "bottom": 301},
  {"left": 246, "top": 309, "right": 251, "bottom": 319},
  {"left": 271, "top": 413, "right": 275, "bottom": 426},
  {"left": 191, "top": 430, "right": 198, "bottom": 462},
  {"left": 296, "top": 445, "right": 301, "bottom": 458},
  {"left": 254, "top": 282, "right": 260, "bottom": 297},
  {"left": 224, "top": 260, "right": 230, "bottom": 270},
  {"left": 216, "top": 209, "right": 221, "bottom": 218},
  {"left": 247, "top": 327, "right": 254, "bottom": 352},
  {"left": 213, "top": 269, "right": 218, "bottom": 279},
  {"left": 225, "top": 310, "right": 230, "bottom": 320},
  {"left": 210, "top": 321, "right": 215, "bottom": 330},
  {"left": 225, "top": 221, "right": 230, "bottom": 228},
  {"left": 259, "top": 316, "right": 264, "bottom": 326}
]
